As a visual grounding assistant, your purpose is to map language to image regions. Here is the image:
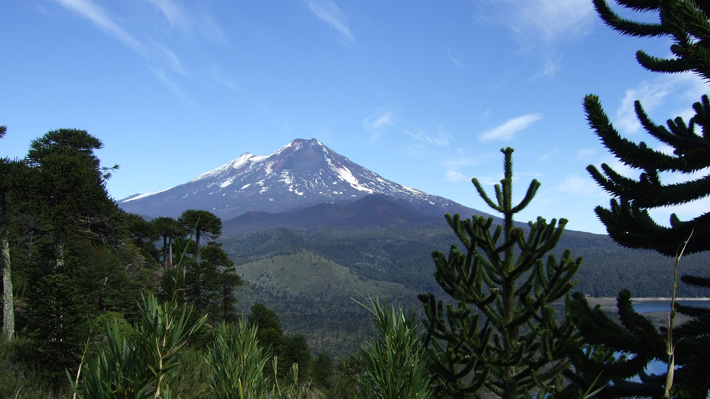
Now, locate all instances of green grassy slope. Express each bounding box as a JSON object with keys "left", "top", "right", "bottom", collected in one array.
[{"left": 233, "top": 249, "right": 420, "bottom": 358}]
